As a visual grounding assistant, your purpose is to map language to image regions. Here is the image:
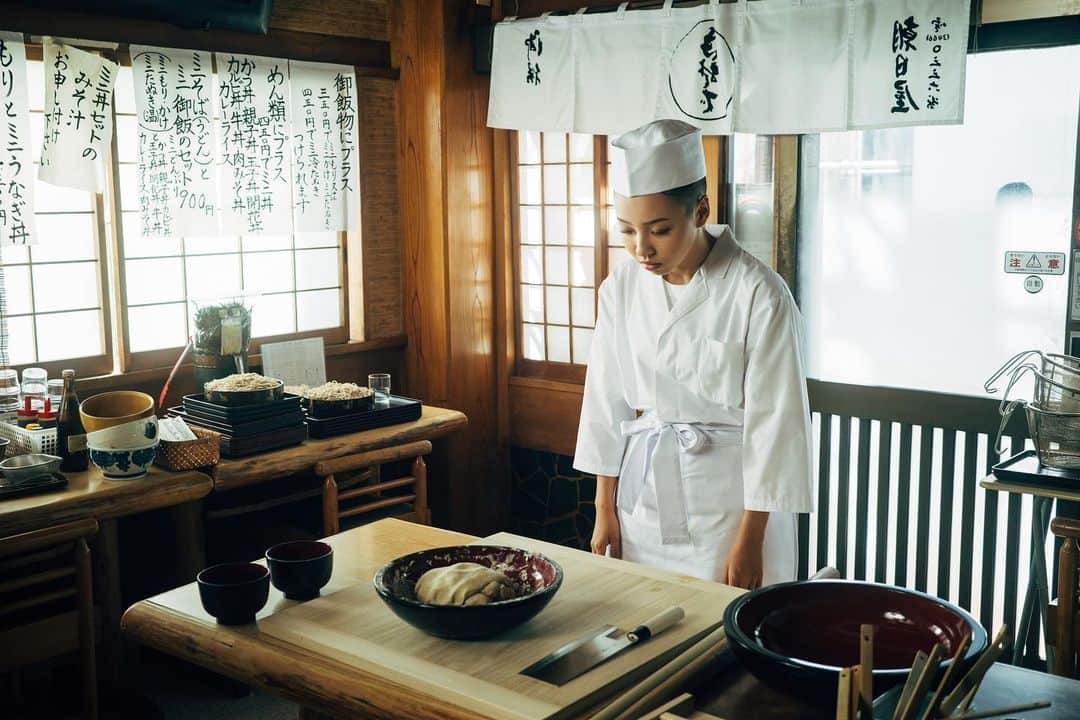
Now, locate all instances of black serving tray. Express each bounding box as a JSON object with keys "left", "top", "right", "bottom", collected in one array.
[
  {"left": 168, "top": 407, "right": 307, "bottom": 438},
  {"left": 182, "top": 393, "right": 302, "bottom": 422},
  {"left": 304, "top": 396, "right": 423, "bottom": 439},
  {"left": 992, "top": 449, "right": 1080, "bottom": 491},
  {"left": 0, "top": 471, "right": 67, "bottom": 500},
  {"left": 217, "top": 425, "right": 307, "bottom": 458}
]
